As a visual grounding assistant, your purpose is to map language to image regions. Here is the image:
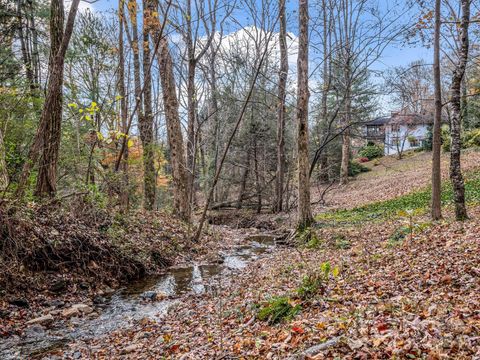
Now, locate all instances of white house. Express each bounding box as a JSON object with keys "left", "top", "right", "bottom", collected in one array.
[{"left": 364, "top": 112, "right": 433, "bottom": 156}]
